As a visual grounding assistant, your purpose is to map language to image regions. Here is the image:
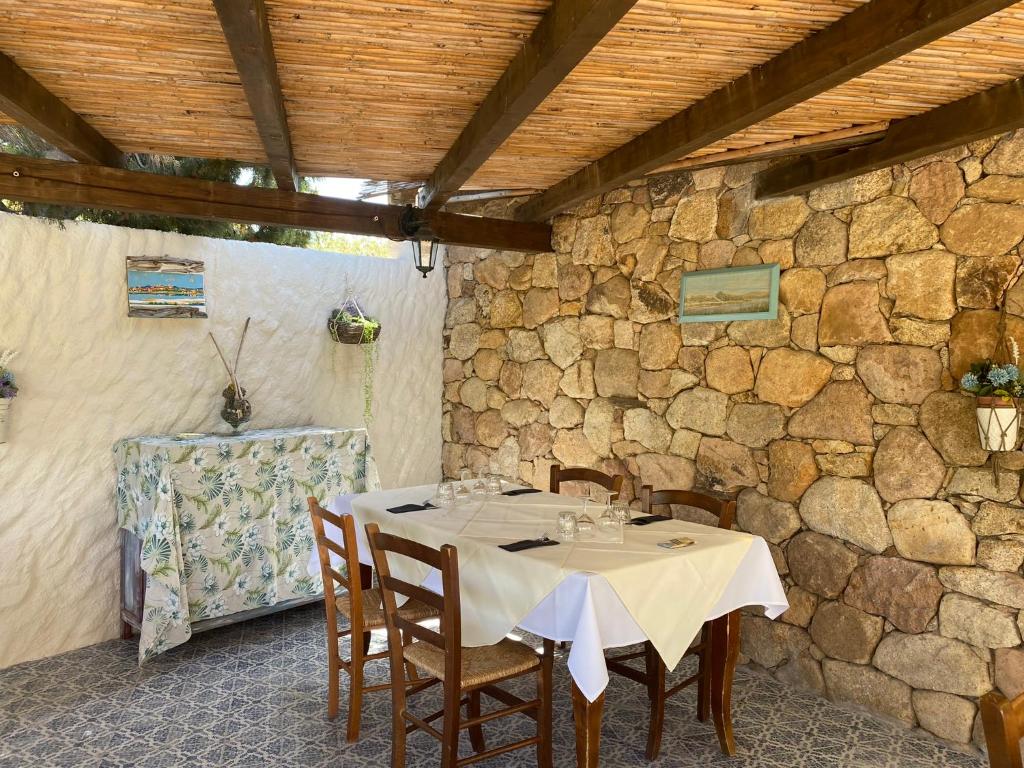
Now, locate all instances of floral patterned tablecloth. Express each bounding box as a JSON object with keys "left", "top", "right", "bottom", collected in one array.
[{"left": 114, "top": 427, "right": 379, "bottom": 662}]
